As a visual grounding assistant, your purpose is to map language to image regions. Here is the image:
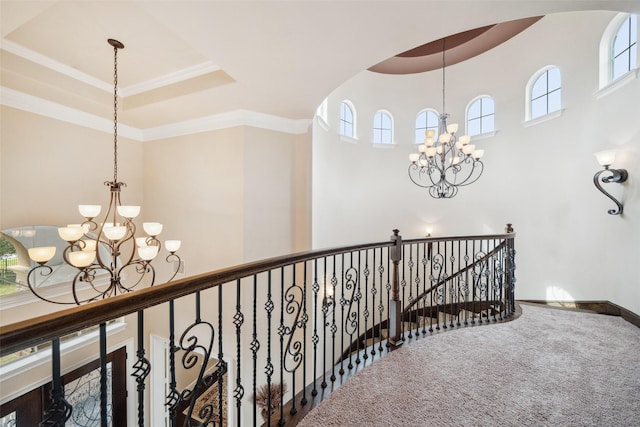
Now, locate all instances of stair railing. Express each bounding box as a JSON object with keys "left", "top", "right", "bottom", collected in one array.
[{"left": 0, "top": 225, "right": 515, "bottom": 426}]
